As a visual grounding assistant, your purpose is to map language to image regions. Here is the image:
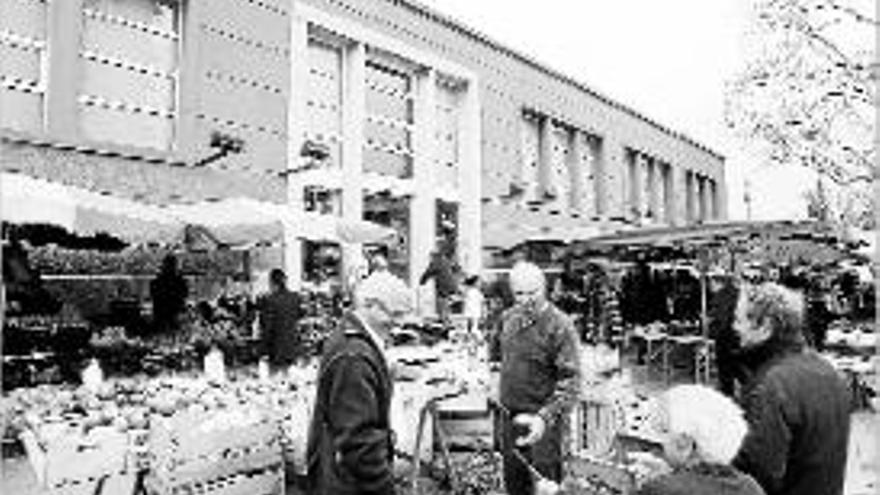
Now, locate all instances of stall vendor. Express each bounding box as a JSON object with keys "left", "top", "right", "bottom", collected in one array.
[
  {"left": 497, "top": 261, "right": 581, "bottom": 495},
  {"left": 257, "top": 269, "right": 305, "bottom": 368}
]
